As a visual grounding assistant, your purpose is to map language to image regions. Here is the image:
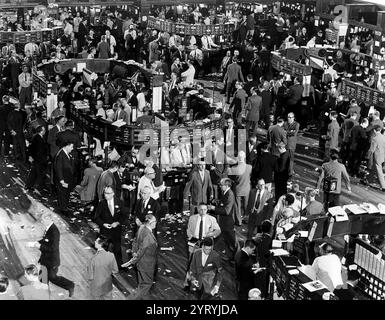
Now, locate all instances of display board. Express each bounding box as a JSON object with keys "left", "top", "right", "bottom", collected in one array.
[
  {"left": 0, "top": 27, "right": 63, "bottom": 44},
  {"left": 340, "top": 79, "right": 385, "bottom": 109},
  {"left": 354, "top": 239, "right": 385, "bottom": 300},
  {"left": 271, "top": 52, "right": 312, "bottom": 77},
  {"left": 147, "top": 16, "right": 235, "bottom": 36}
]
